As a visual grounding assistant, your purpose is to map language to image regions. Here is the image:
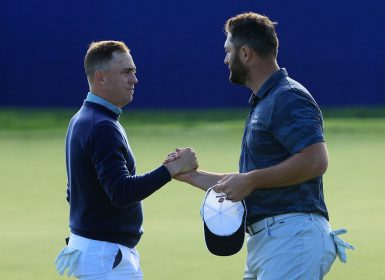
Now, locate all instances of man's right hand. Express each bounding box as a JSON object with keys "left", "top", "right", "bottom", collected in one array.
[{"left": 163, "top": 147, "right": 198, "bottom": 177}]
